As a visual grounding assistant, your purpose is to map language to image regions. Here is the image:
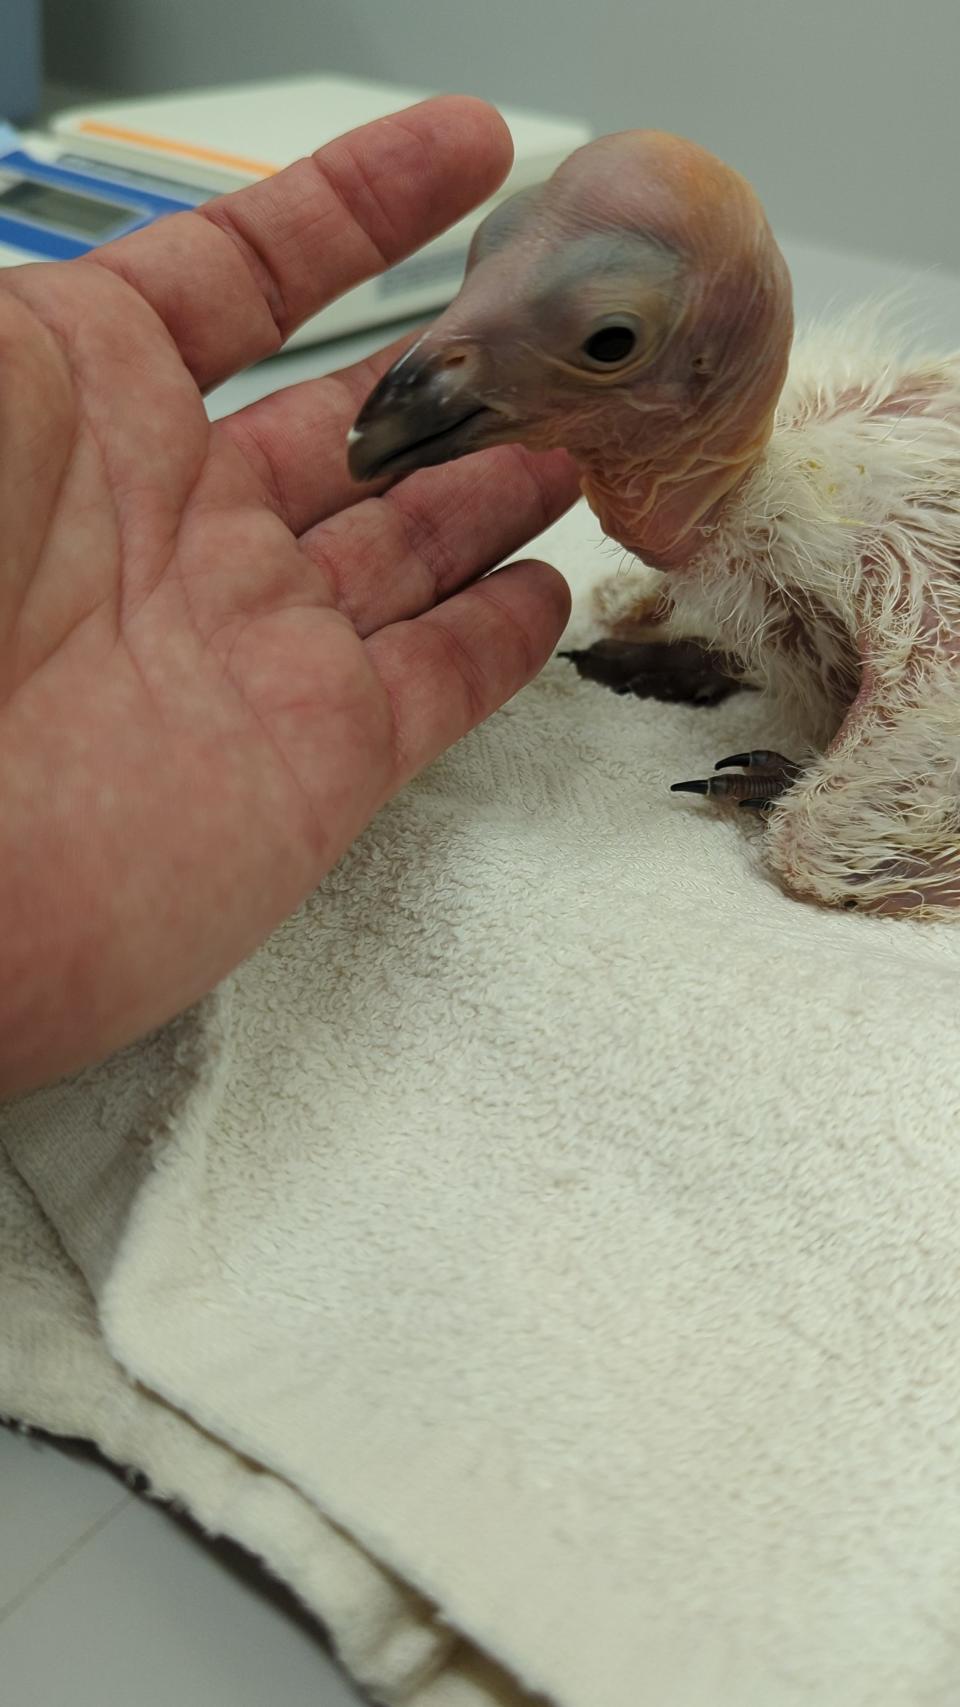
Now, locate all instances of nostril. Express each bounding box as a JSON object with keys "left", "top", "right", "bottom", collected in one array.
[{"left": 440, "top": 350, "right": 470, "bottom": 370}]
